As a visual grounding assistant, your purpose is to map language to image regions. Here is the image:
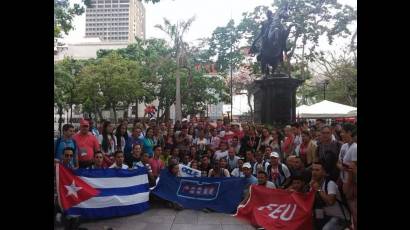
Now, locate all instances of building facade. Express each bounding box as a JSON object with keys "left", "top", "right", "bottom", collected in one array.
[{"left": 85, "top": 0, "right": 145, "bottom": 43}]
